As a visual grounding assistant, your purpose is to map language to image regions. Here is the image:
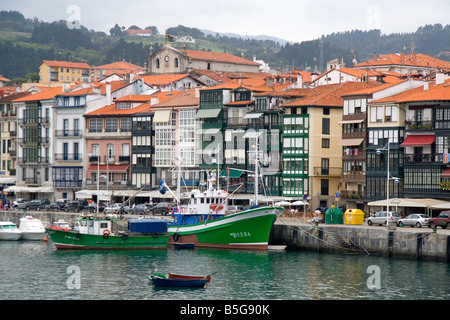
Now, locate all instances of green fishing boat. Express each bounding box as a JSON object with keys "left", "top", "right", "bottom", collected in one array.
[{"left": 46, "top": 216, "right": 169, "bottom": 250}]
